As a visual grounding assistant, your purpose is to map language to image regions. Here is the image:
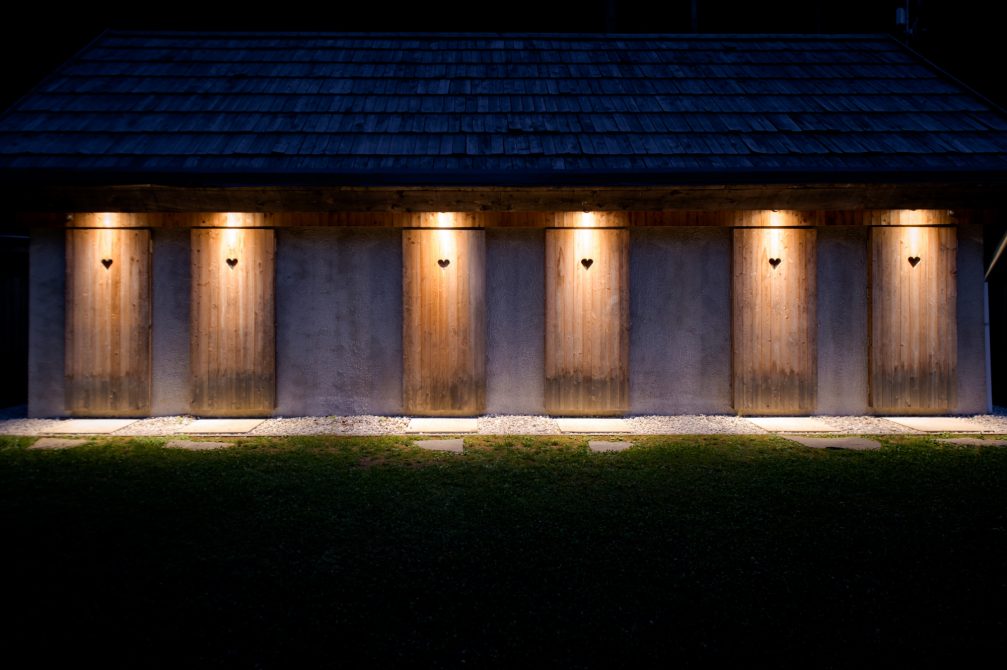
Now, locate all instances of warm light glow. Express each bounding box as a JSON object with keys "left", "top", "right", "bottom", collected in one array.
[
  {"left": 220, "top": 213, "right": 241, "bottom": 251},
  {"left": 763, "top": 211, "right": 793, "bottom": 262},
  {"left": 98, "top": 227, "right": 115, "bottom": 260},
  {"left": 435, "top": 212, "right": 455, "bottom": 228},
  {"left": 899, "top": 209, "right": 925, "bottom": 226},
  {"left": 579, "top": 212, "right": 597, "bottom": 228},
  {"left": 905, "top": 225, "right": 922, "bottom": 260},
  {"left": 435, "top": 228, "right": 457, "bottom": 261},
  {"left": 574, "top": 227, "right": 601, "bottom": 263},
  {"left": 100, "top": 212, "right": 117, "bottom": 228}
]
